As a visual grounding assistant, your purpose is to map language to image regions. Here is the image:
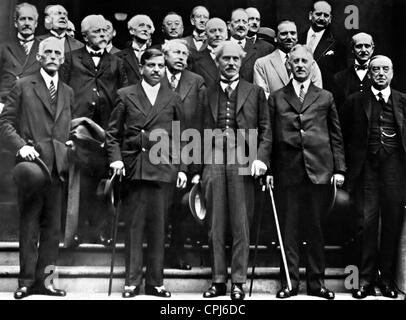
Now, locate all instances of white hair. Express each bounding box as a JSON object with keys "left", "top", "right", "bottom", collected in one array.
[
  {"left": 128, "top": 14, "right": 155, "bottom": 34},
  {"left": 81, "top": 15, "right": 106, "bottom": 34},
  {"left": 162, "top": 39, "right": 189, "bottom": 56},
  {"left": 38, "top": 37, "right": 65, "bottom": 56}
]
